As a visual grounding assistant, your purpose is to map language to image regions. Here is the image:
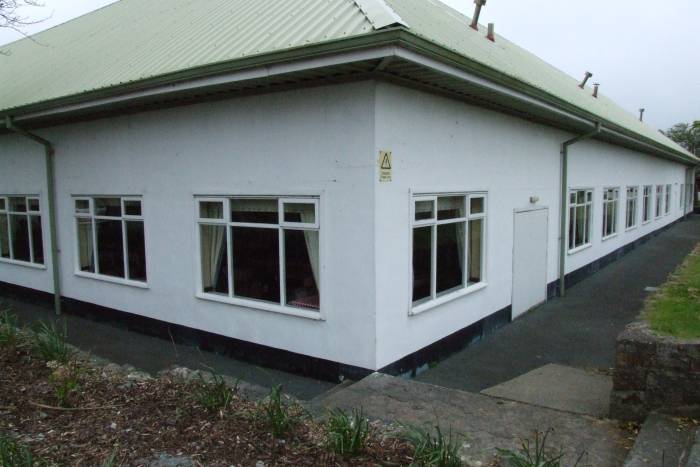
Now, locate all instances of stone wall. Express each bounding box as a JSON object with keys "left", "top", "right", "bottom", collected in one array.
[{"left": 610, "top": 321, "right": 700, "bottom": 421}]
